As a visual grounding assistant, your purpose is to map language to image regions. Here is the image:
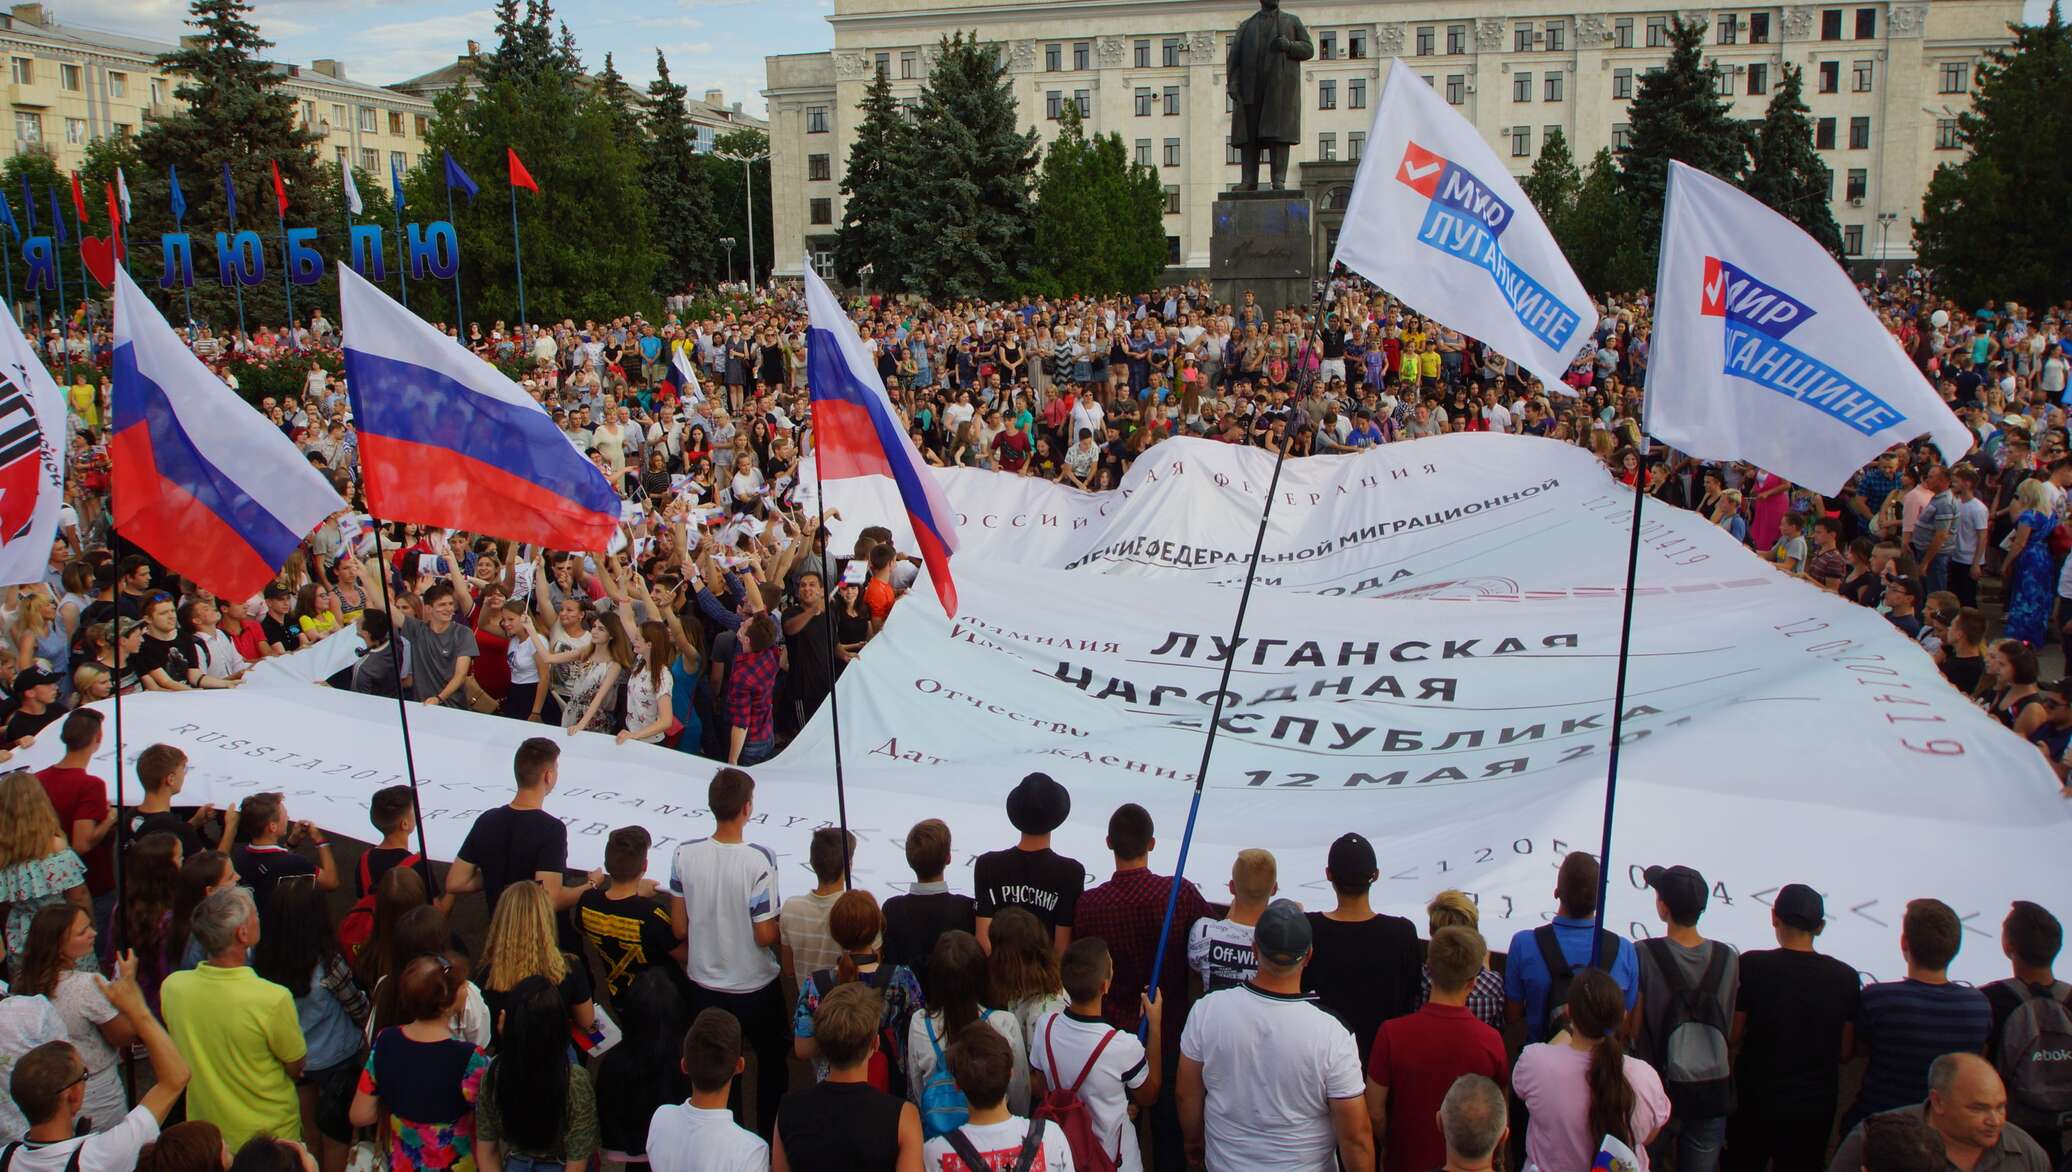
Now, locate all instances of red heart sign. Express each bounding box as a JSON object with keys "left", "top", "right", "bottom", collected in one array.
[{"left": 79, "top": 235, "right": 117, "bottom": 288}]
